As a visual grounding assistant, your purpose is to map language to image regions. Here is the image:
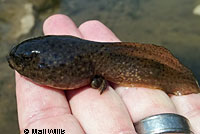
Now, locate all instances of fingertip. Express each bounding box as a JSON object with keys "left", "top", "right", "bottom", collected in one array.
[
  {"left": 43, "top": 14, "right": 82, "bottom": 37},
  {"left": 79, "top": 20, "right": 120, "bottom": 42}
]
